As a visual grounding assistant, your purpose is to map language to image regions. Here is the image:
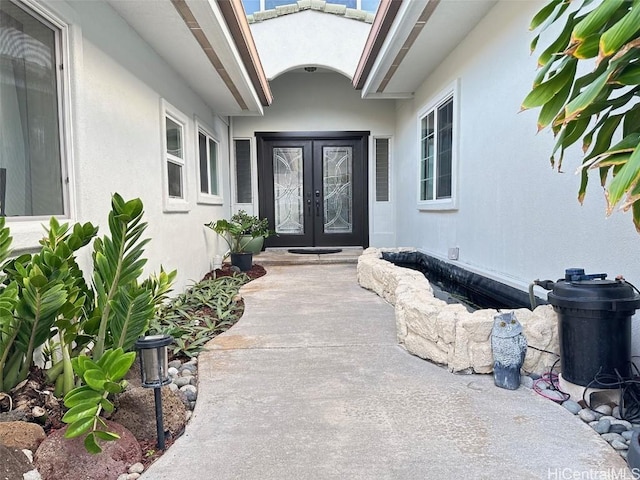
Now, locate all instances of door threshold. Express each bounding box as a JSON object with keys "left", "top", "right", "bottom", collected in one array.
[{"left": 256, "top": 247, "right": 363, "bottom": 266}]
